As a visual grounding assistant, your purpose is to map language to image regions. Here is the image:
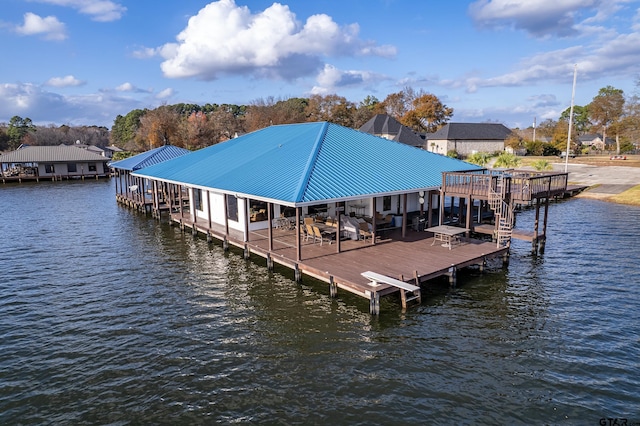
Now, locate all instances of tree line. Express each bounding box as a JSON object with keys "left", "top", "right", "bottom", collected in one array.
[
  {"left": 1, "top": 83, "right": 638, "bottom": 155},
  {"left": 508, "top": 84, "right": 640, "bottom": 156},
  {"left": 0, "top": 88, "right": 454, "bottom": 153},
  {"left": 109, "top": 88, "right": 454, "bottom": 152}
]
